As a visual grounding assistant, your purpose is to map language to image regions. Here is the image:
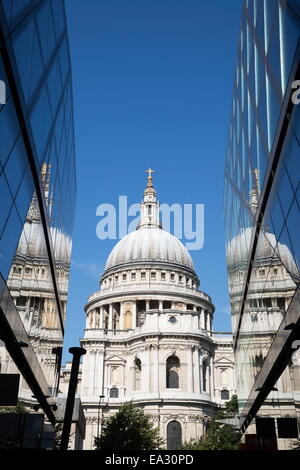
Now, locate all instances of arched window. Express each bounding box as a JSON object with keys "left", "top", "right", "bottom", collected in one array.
[
  {"left": 166, "top": 356, "right": 180, "bottom": 388},
  {"left": 110, "top": 387, "right": 119, "bottom": 398},
  {"left": 221, "top": 389, "right": 230, "bottom": 400},
  {"left": 167, "top": 421, "right": 182, "bottom": 450},
  {"left": 134, "top": 358, "right": 141, "bottom": 391}
]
